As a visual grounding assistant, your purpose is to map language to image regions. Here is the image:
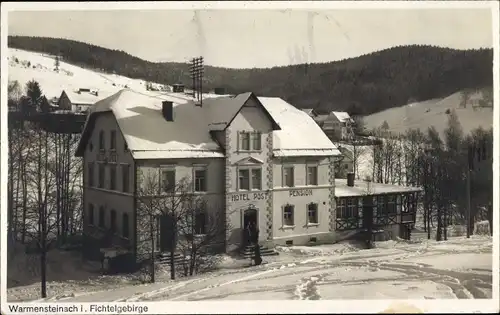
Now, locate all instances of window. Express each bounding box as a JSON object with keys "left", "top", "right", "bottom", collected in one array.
[
  {"left": 378, "top": 196, "right": 386, "bottom": 215},
  {"left": 99, "top": 130, "right": 105, "bottom": 151},
  {"left": 99, "top": 206, "right": 105, "bottom": 228},
  {"left": 240, "top": 132, "right": 250, "bottom": 151},
  {"left": 238, "top": 169, "right": 250, "bottom": 190},
  {"left": 347, "top": 198, "right": 357, "bottom": 218},
  {"left": 98, "top": 164, "right": 105, "bottom": 189},
  {"left": 110, "top": 130, "right": 116, "bottom": 151},
  {"left": 110, "top": 210, "right": 117, "bottom": 232},
  {"left": 124, "top": 141, "right": 128, "bottom": 152},
  {"left": 251, "top": 132, "right": 262, "bottom": 151},
  {"left": 122, "top": 213, "right": 130, "bottom": 238},
  {"left": 283, "top": 205, "right": 294, "bottom": 226},
  {"left": 194, "top": 211, "right": 206, "bottom": 235},
  {"left": 109, "top": 164, "right": 116, "bottom": 190},
  {"left": 387, "top": 195, "right": 397, "bottom": 214},
  {"left": 122, "top": 164, "right": 130, "bottom": 193},
  {"left": 306, "top": 165, "right": 318, "bottom": 185},
  {"left": 307, "top": 203, "right": 318, "bottom": 224},
  {"left": 240, "top": 131, "right": 262, "bottom": 151},
  {"left": 336, "top": 198, "right": 347, "bottom": 219},
  {"left": 88, "top": 162, "right": 94, "bottom": 187},
  {"left": 161, "top": 168, "right": 176, "bottom": 193},
  {"left": 251, "top": 169, "right": 262, "bottom": 190},
  {"left": 88, "top": 204, "right": 94, "bottom": 225},
  {"left": 194, "top": 167, "right": 207, "bottom": 192},
  {"left": 282, "top": 166, "right": 294, "bottom": 187},
  {"left": 238, "top": 167, "right": 262, "bottom": 191}
]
